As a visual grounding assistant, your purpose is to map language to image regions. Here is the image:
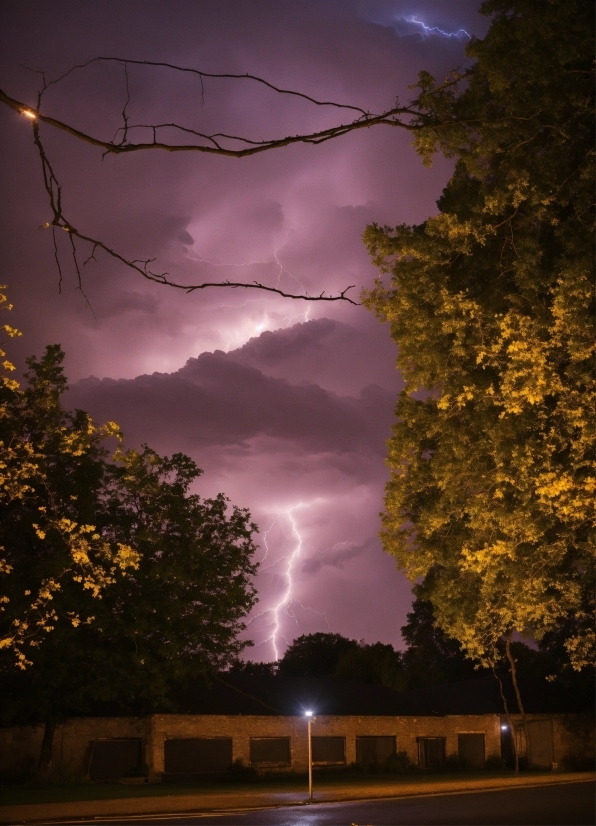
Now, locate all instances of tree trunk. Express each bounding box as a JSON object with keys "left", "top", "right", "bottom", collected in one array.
[
  {"left": 36, "top": 718, "right": 56, "bottom": 782},
  {"left": 492, "top": 665, "right": 519, "bottom": 774},
  {"left": 505, "top": 632, "right": 530, "bottom": 769}
]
